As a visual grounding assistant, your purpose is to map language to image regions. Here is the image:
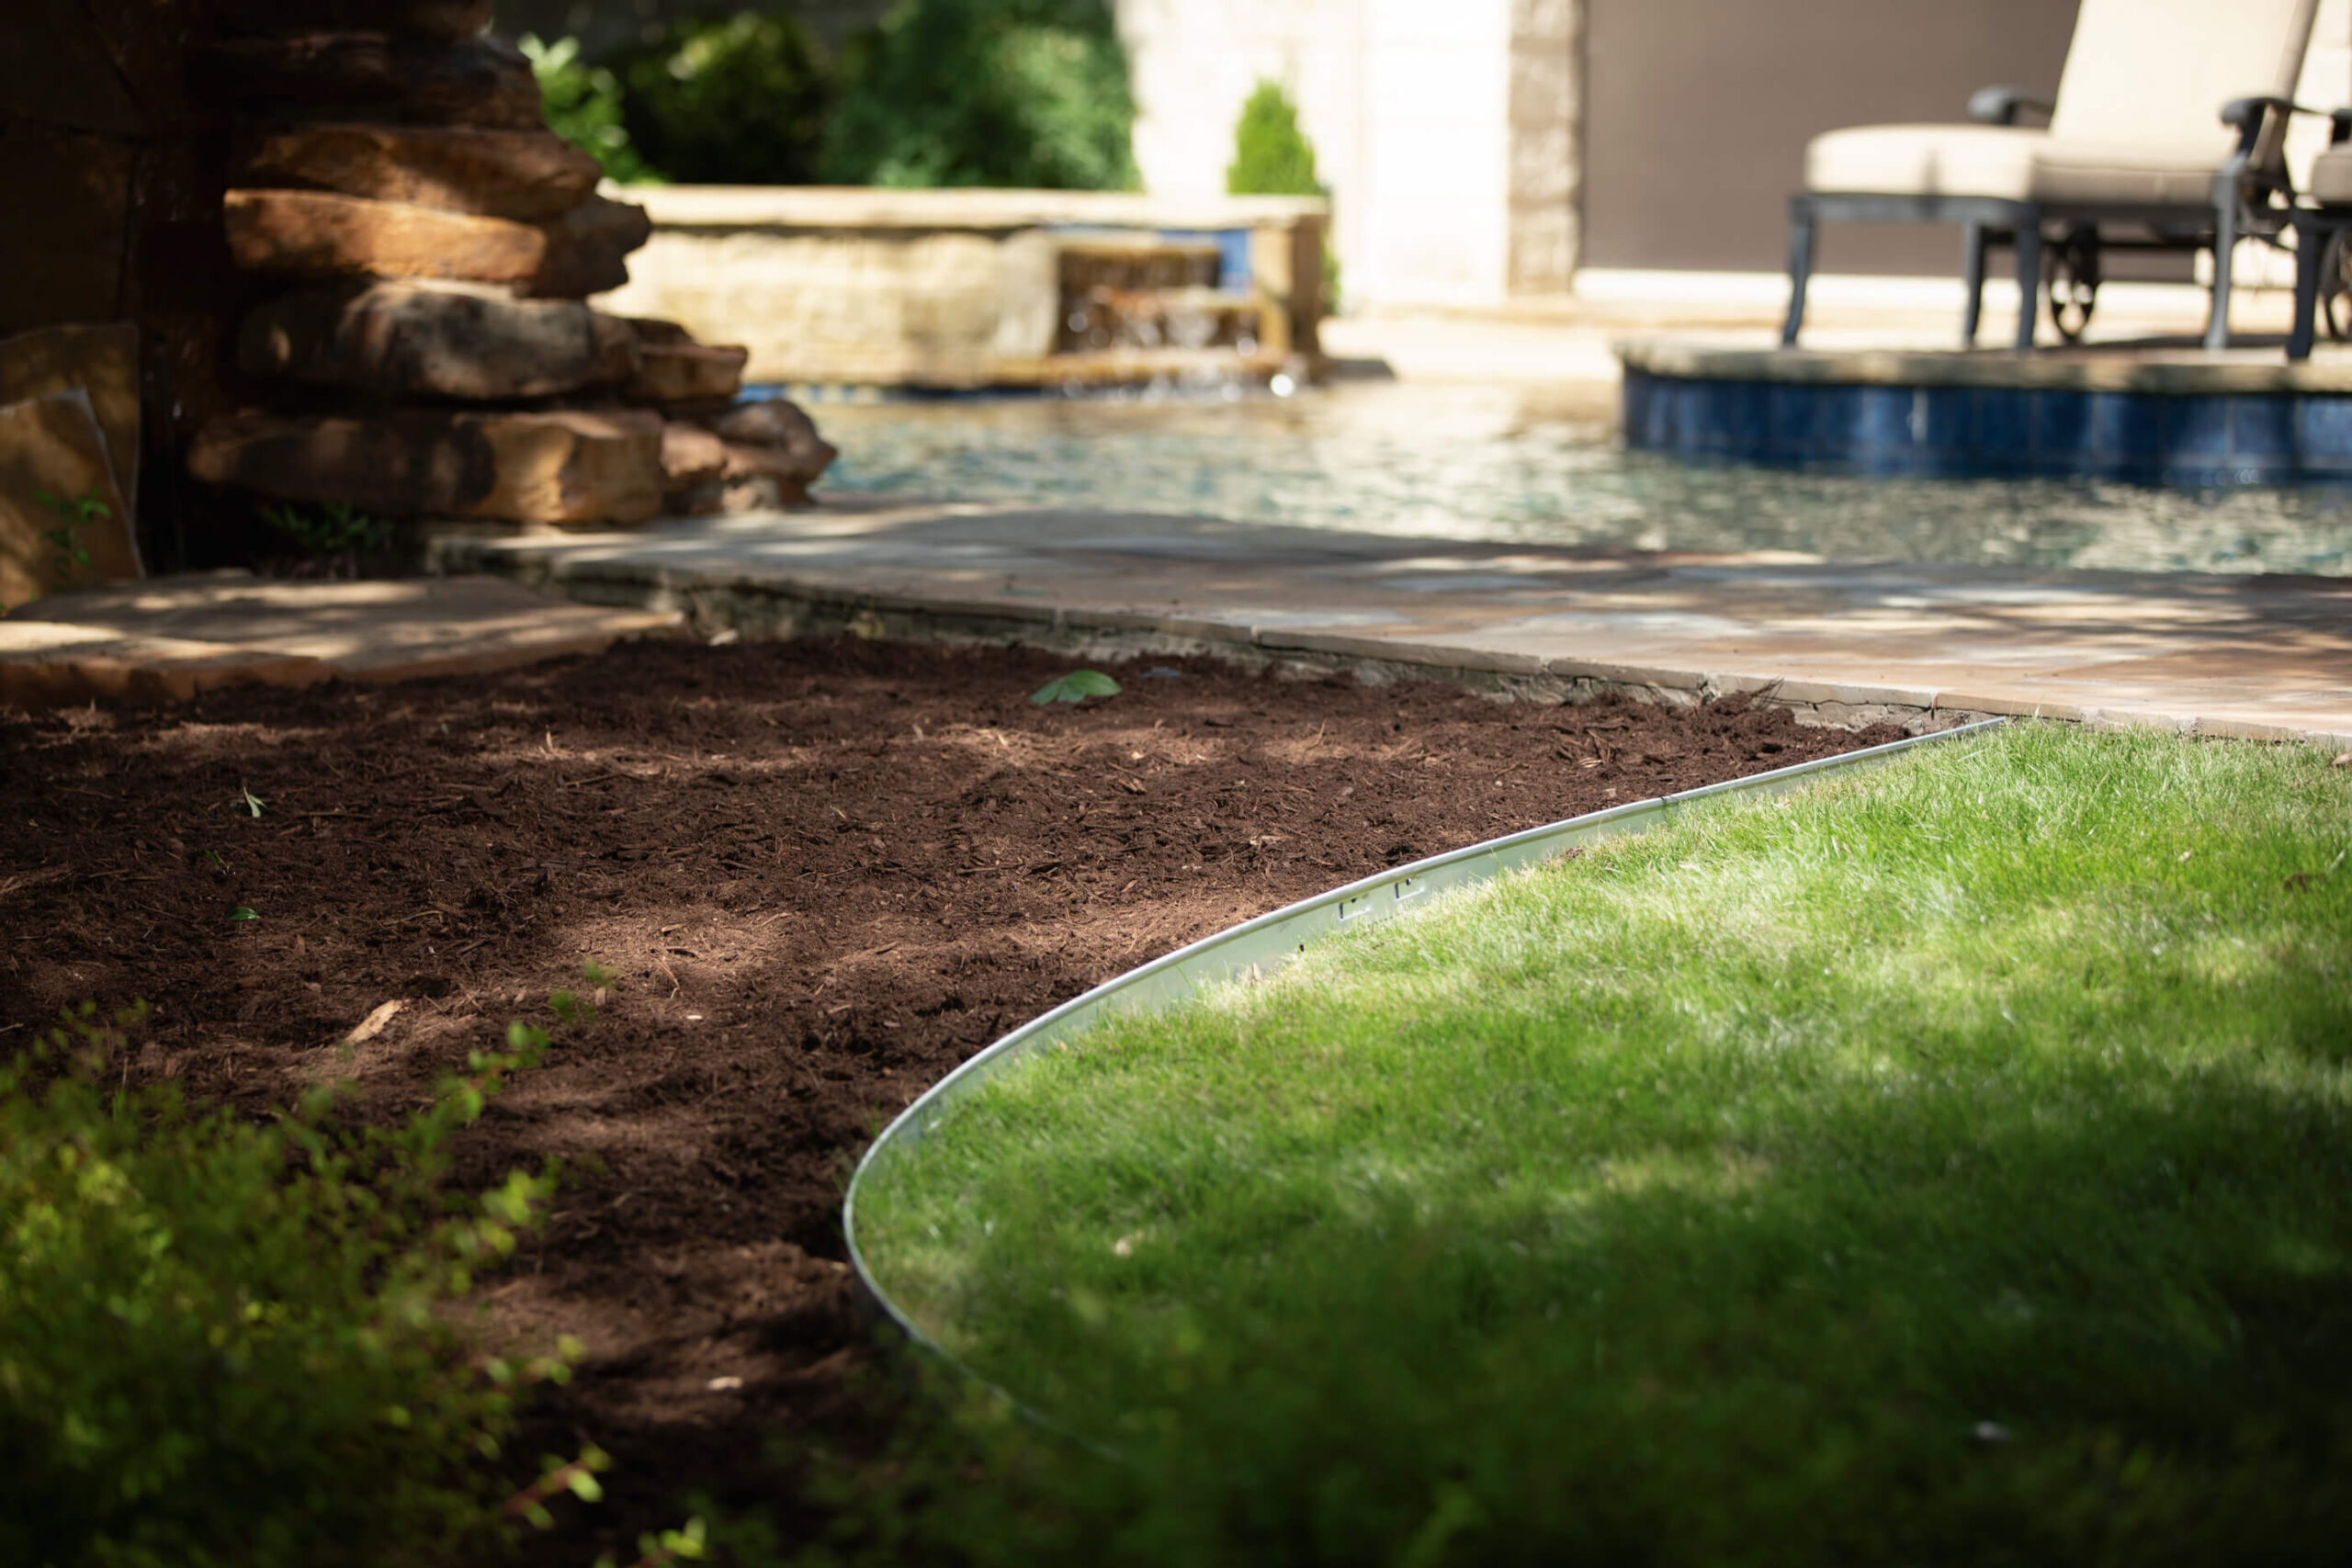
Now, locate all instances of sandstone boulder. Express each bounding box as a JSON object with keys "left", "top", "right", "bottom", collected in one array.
[
  {"left": 526, "top": 197, "right": 656, "bottom": 299},
  {"left": 659, "top": 421, "right": 729, "bottom": 510},
  {"left": 226, "top": 188, "right": 546, "bottom": 283},
  {"left": 189, "top": 408, "right": 662, "bottom": 525},
  {"left": 710, "top": 399, "right": 837, "bottom": 487},
  {"left": 0, "top": 322, "right": 141, "bottom": 508},
  {"left": 220, "top": 1, "right": 494, "bottom": 39},
  {"left": 1, "top": 391, "right": 141, "bottom": 611},
  {"left": 628, "top": 344, "right": 749, "bottom": 404},
  {"left": 239, "top": 282, "right": 639, "bottom": 400},
  {"left": 199, "top": 32, "right": 543, "bottom": 130},
  {"left": 233, "top": 125, "right": 600, "bottom": 221}
]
